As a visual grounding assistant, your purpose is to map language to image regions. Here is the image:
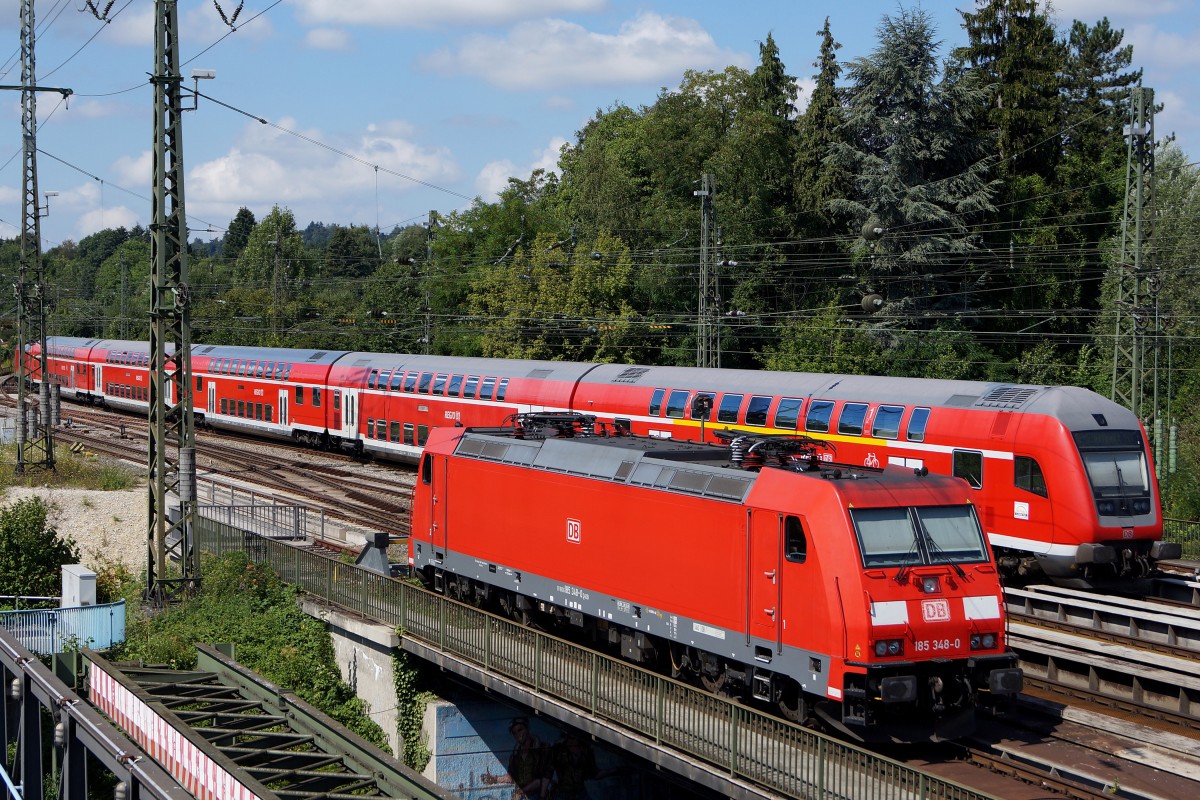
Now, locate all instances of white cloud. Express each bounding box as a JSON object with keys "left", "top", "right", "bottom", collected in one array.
[
  {"left": 291, "top": 0, "right": 605, "bottom": 28},
  {"left": 420, "top": 12, "right": 743, "bottom": 90},
  {"left": 1046, "top": 0, "right": 1180, "bottom": 20},
  {"left": 186, "top": 116, "right": 462, "bottom": 220},
  {"left": 794, "top": 78, "right": 816, "bottom": 114},
  {"left": 305, "top": 27, "right": 352, "bottom": 50},
  {"left": 77, "top": 205, "right": 139, "bottom": 239},
  {"left": 1124, "top": 22, "right": 1200, "bottom": 69},
  {"left": 112, "top": 151, "right": 152, "bottom": 187},
  {"left": 474, "top": 135, "right": 567, "bottom": 199}
]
